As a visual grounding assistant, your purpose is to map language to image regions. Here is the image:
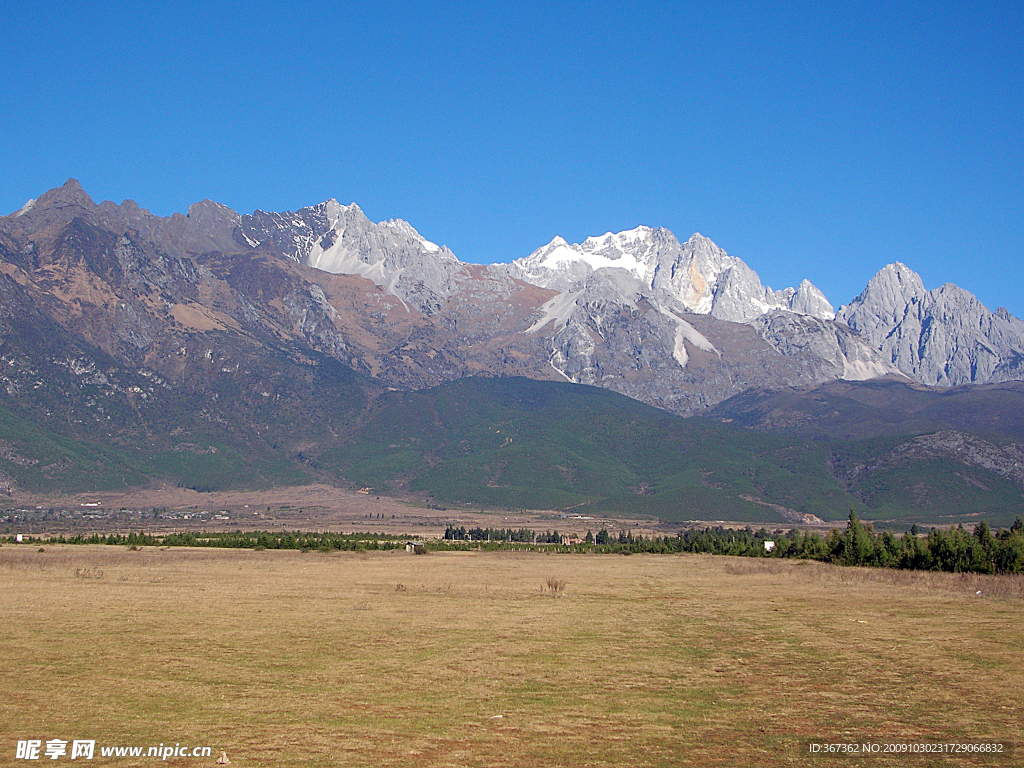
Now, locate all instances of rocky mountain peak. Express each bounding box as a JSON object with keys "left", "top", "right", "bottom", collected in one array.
[
  {"left": 837, "top": 263, "right": 1024, "bottom": 386},
  {"left": 509, "top": 225, "right": 836, "bottom": 326},
  {"left": 681, "top": 231, "right": 722, "bottom": 254},
  {"left": 34, "top": 178, "right": 96, "bottom": 212},
  {"left": 852, "top": 262, "right": 927, "bottom": 311},
  {"left": 186, "top": 199, "right": 241, "bottom": 229},
  {"left": 379, "top": 218, "right": 442, "bottom": 253},
  {"left": 790, "top": 279, "right": 835, "bottom": 319},
  {"left": 9, "top": 178, "right": 1021, "bottom": 413},
  {"left": 305, "top": 198, "right": 363, "bottom": 224},
  {"left": 12, "top": 199, "right": 36, "bottom": 217},
  {"left": 237, "top": 197, "right": 463, "bottom": 313}
]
